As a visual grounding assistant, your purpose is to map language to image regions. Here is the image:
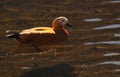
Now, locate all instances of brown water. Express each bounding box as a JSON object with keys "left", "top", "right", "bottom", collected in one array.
[{"left": 0, "top": 0, "right": 120, "bottom": 77}]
